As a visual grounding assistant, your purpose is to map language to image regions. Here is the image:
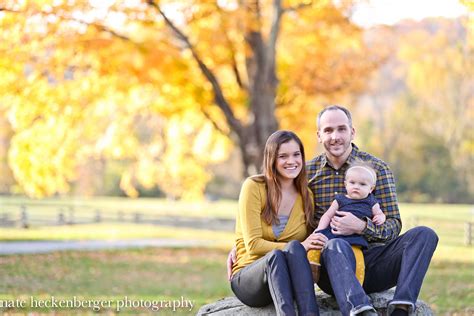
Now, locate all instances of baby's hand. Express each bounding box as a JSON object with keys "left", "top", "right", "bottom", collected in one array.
[{"left": 373, "top": 213, "right": 386, "bottom": 225}]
